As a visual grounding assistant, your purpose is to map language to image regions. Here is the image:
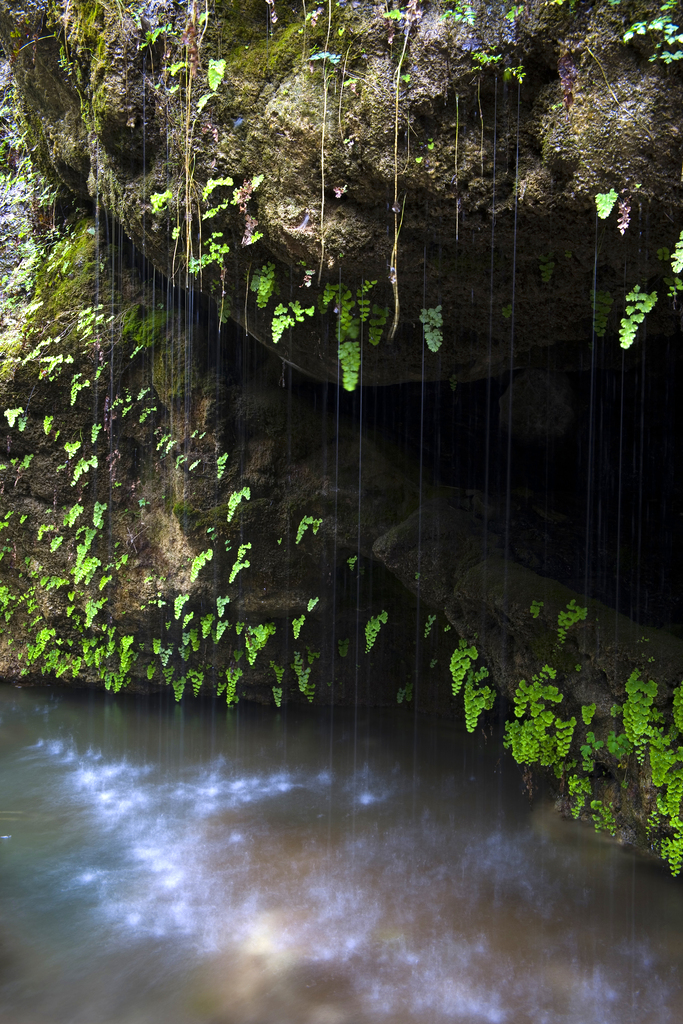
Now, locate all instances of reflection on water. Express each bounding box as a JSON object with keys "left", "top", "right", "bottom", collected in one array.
[{"left": 0, "top": 685, "right": 681, "bottom": 1024}]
